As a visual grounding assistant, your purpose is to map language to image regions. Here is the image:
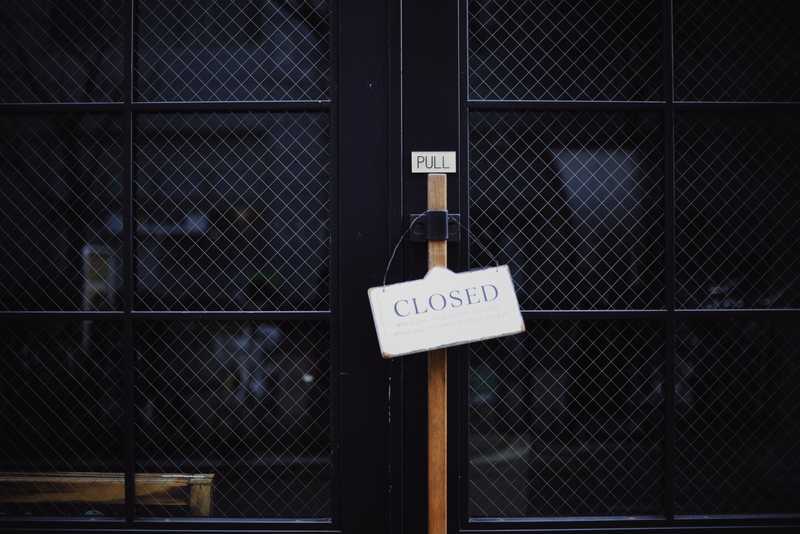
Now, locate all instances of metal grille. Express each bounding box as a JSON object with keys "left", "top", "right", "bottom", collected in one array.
[
  {"left": 136, "top": 0, "right": 330, "bottom": 102},
  {"left": 134, "top": 112, "right": 330, "bottom": 311},
  {"left": 469, "top": 320, "right": 664, "bottom": 517},
  {"left": 135, "top": 320, "right": 331, "bottom": 518},
  {"left": 675, "top": 113, "right": 800, "bottom": 309},
  {"left": 0, "top": 321, "right": 124, "bottom": 517},
  {"left": 468, "top": 0, "right": 662, "bottom": 101},
  {"left": 675, "top": 319, "right": 800, "bottom": 514},
  {"left": 0, "top": 1, "right": 124, "bottom": 103},
  {"left": 0, "top": 114, "right": 123, "bottom": 311},
  {"left": 674, "top": 0, "right": 800, "bottom": 102},
  {"left": 469, "top": 111, "right": 663, "bottom": 310}
]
